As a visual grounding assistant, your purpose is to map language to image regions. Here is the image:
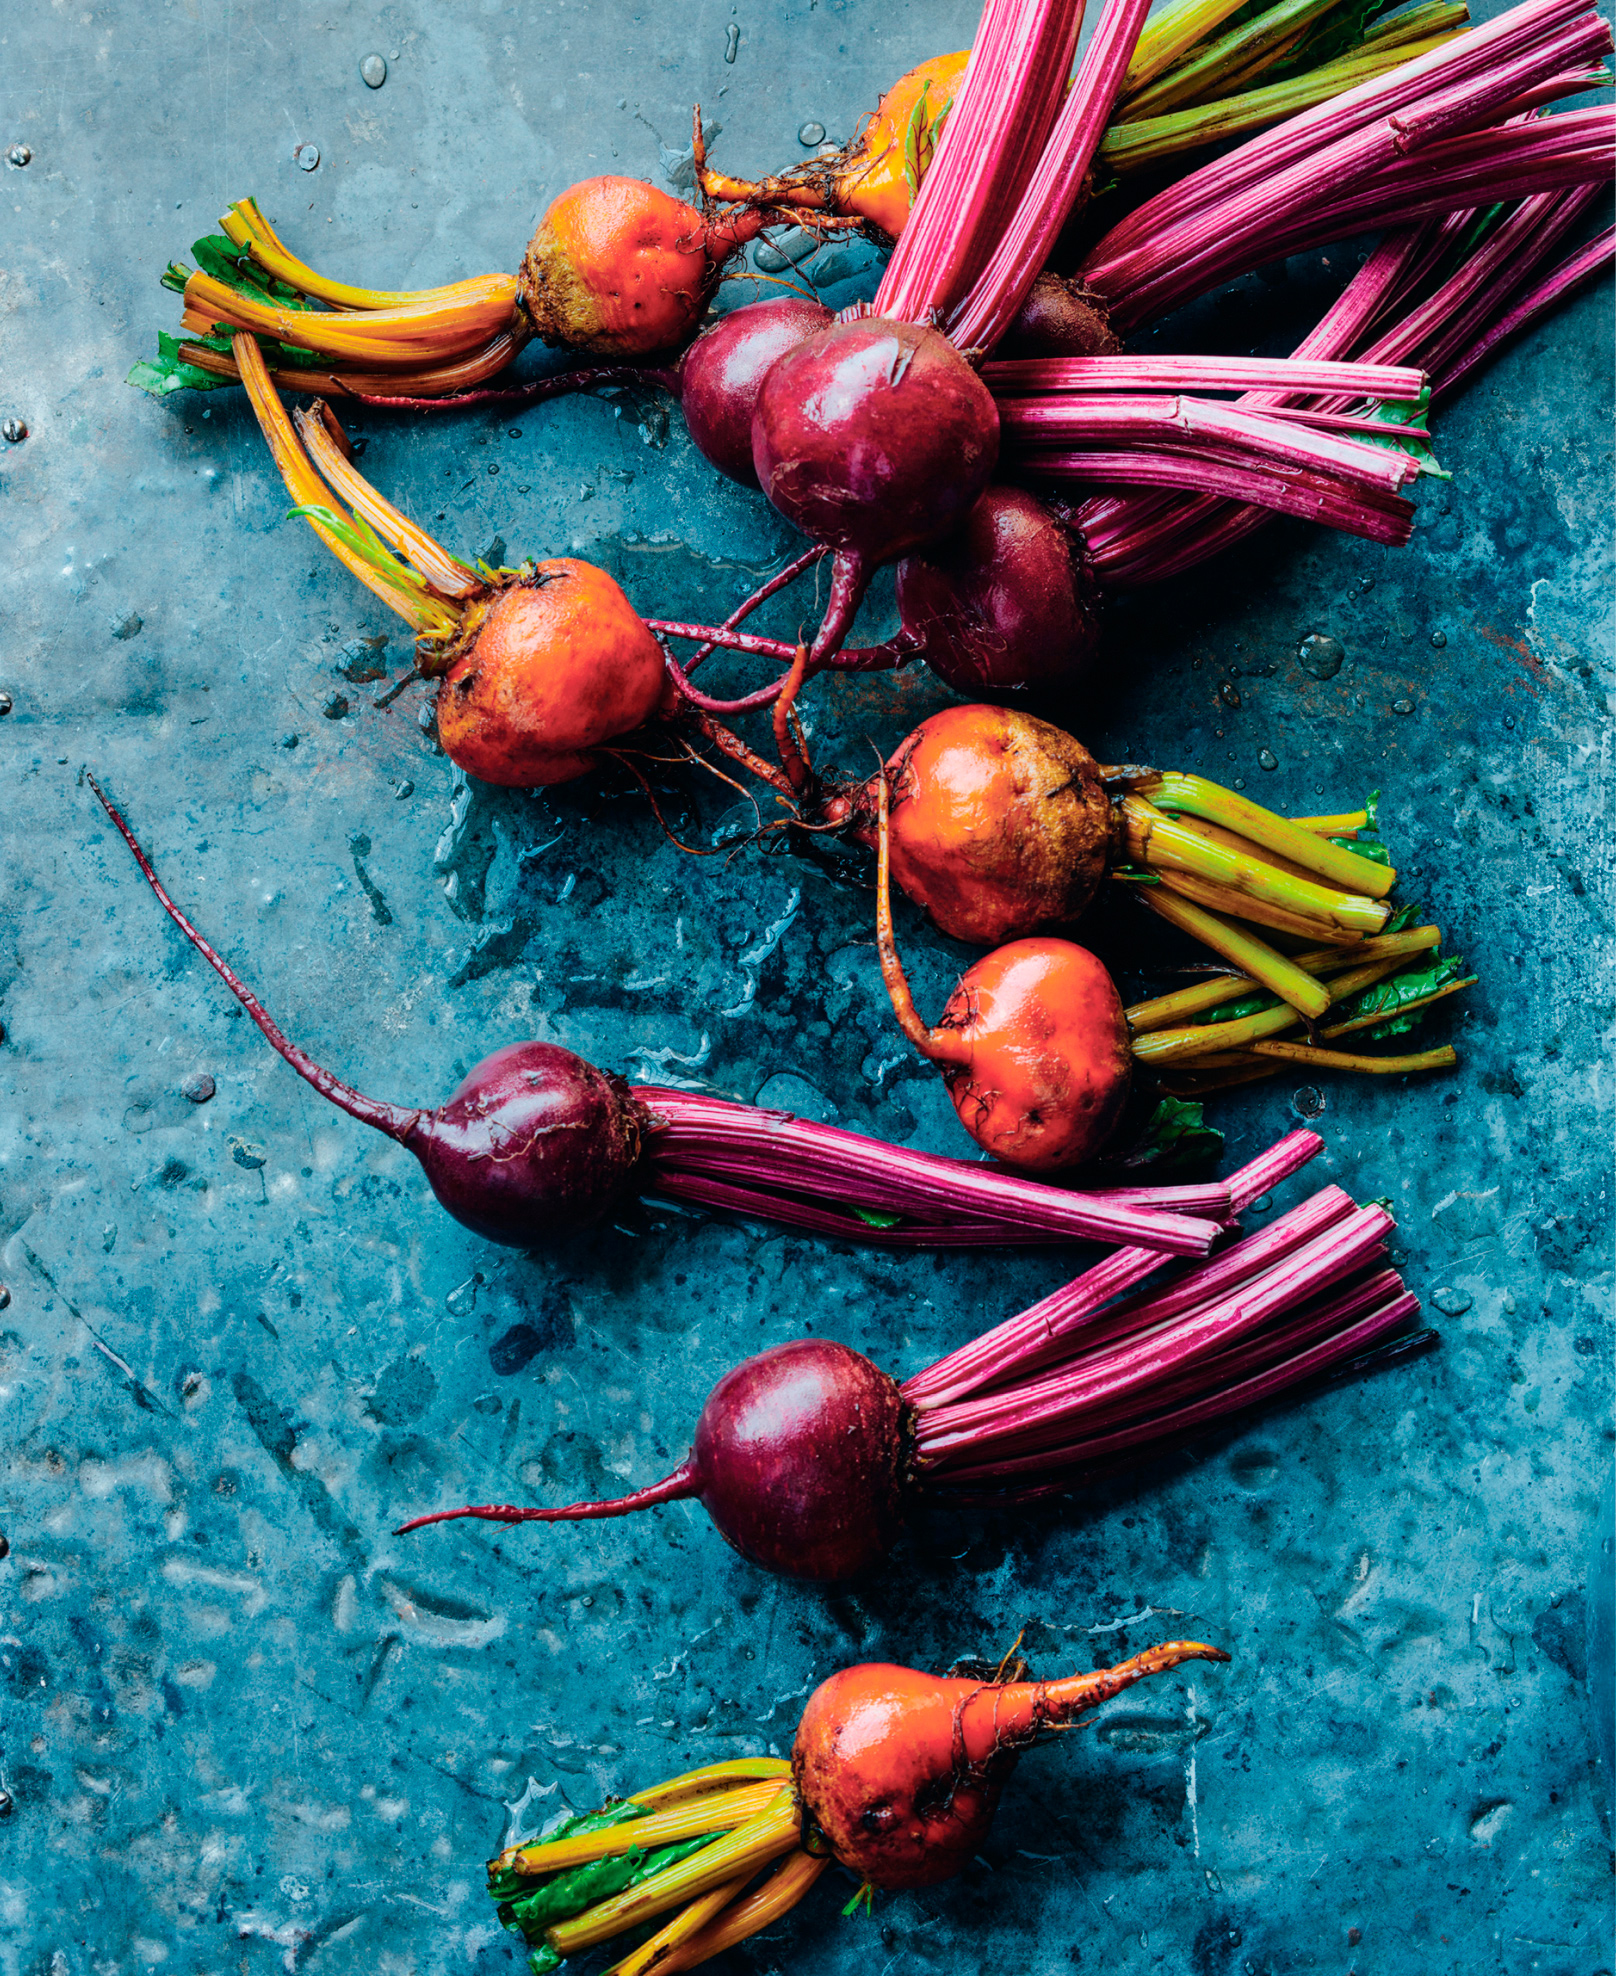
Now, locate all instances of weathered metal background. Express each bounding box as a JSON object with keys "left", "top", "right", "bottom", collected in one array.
[{"left": 1, "top": 2, "right": 1611, "bottom": 1972}]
